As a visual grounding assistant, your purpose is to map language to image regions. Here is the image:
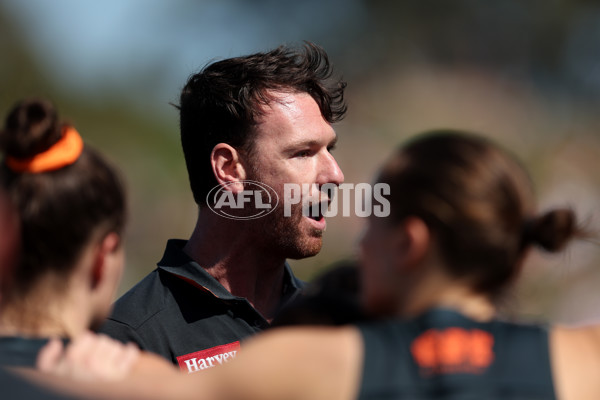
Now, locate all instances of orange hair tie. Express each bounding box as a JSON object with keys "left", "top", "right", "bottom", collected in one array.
[{"left": 5, "top": 126, "right": 84, "bottom": 173}]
